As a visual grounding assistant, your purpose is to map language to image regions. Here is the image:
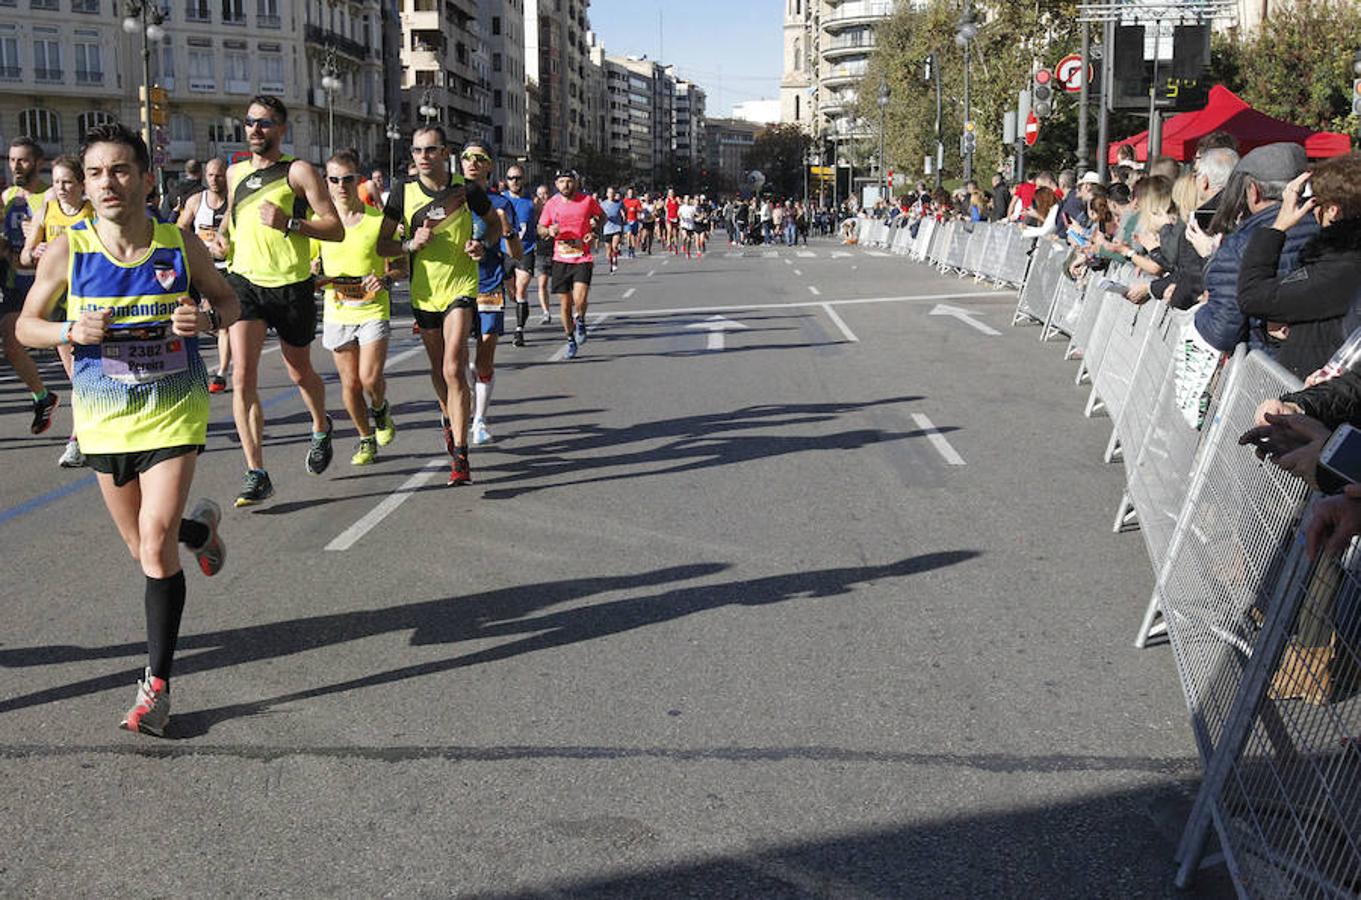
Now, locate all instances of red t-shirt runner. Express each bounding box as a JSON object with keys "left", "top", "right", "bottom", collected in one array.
[
  {"left": 539, "top": 192, "right": 606, "bottom": 264},
  {"left": 665, "top": 198, "right": 680, "bottom": 223},
  {"left": 622, "top": 197, "right": 642, "bottom": 223}
]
